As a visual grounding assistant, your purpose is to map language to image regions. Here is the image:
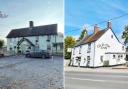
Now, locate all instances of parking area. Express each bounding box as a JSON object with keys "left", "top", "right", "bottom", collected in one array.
[{"left": 0, "top": 55, "right": 63, "bottom": 89}]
